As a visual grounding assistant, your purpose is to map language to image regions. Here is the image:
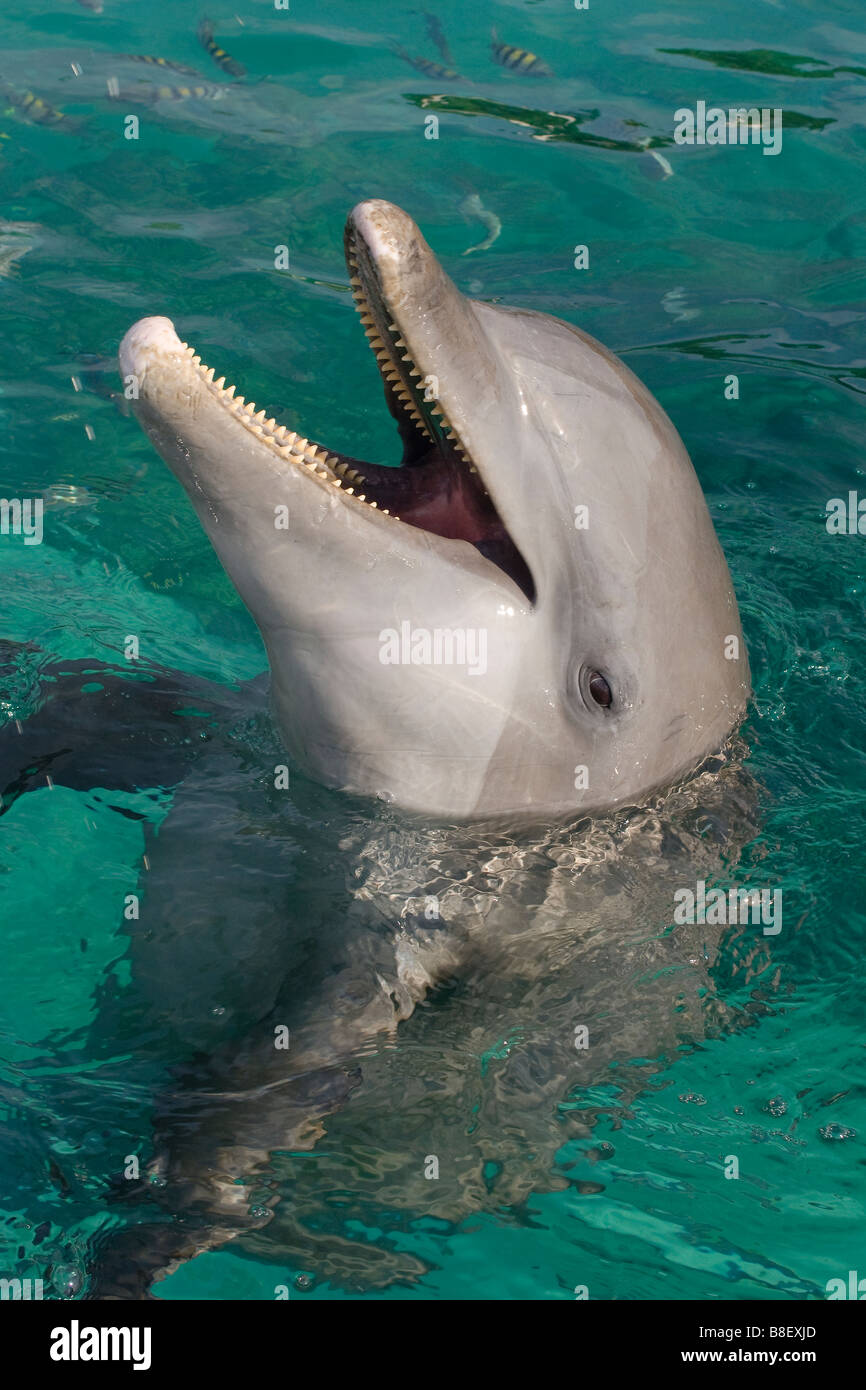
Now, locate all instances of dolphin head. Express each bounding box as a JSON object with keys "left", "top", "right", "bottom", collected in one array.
[{"left": 119, "top": 199, "right": 749, "bottom": 819}]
